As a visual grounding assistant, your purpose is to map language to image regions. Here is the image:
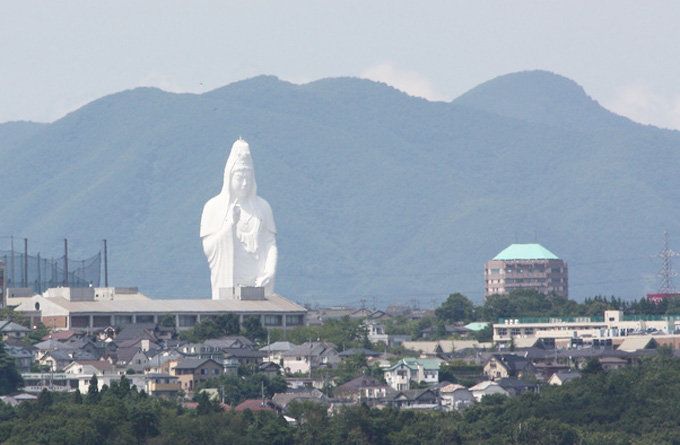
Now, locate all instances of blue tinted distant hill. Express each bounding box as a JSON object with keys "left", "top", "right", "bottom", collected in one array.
[{"left": 1, "top": 70, "right": 679, "bottom": 306}]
